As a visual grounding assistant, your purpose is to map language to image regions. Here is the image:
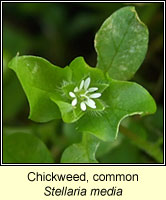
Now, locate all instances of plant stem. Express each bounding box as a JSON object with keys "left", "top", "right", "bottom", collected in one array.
[{"left": 119, "top": 125, "right": 163, "bottom": 163}]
